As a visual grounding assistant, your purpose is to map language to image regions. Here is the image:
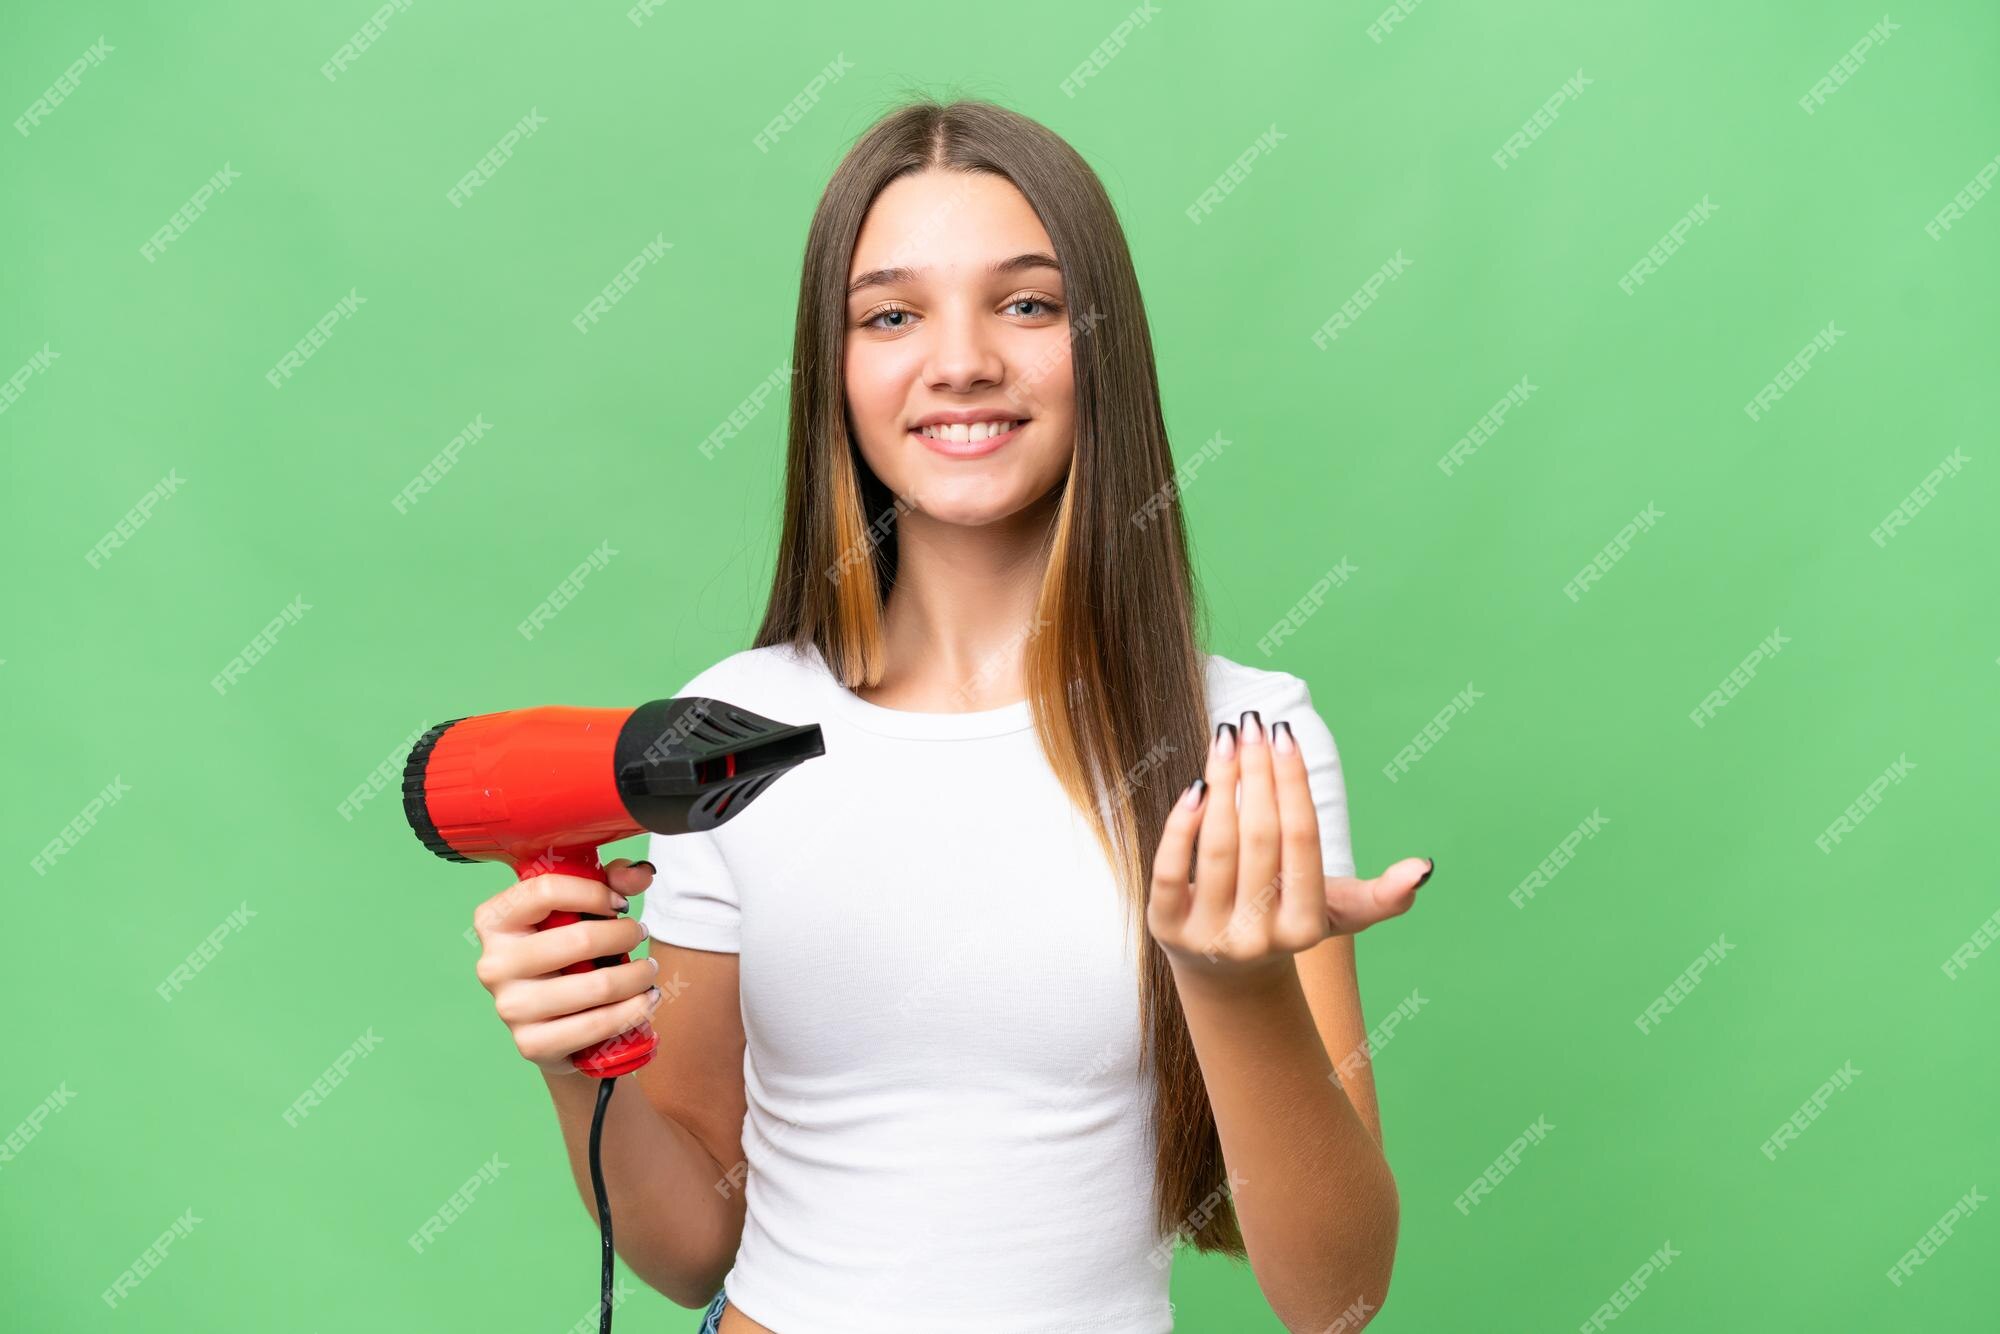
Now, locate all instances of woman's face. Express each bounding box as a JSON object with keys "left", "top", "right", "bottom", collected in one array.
[{"left": 843, "top": 169, "right": 1076, "bottom": 529}]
